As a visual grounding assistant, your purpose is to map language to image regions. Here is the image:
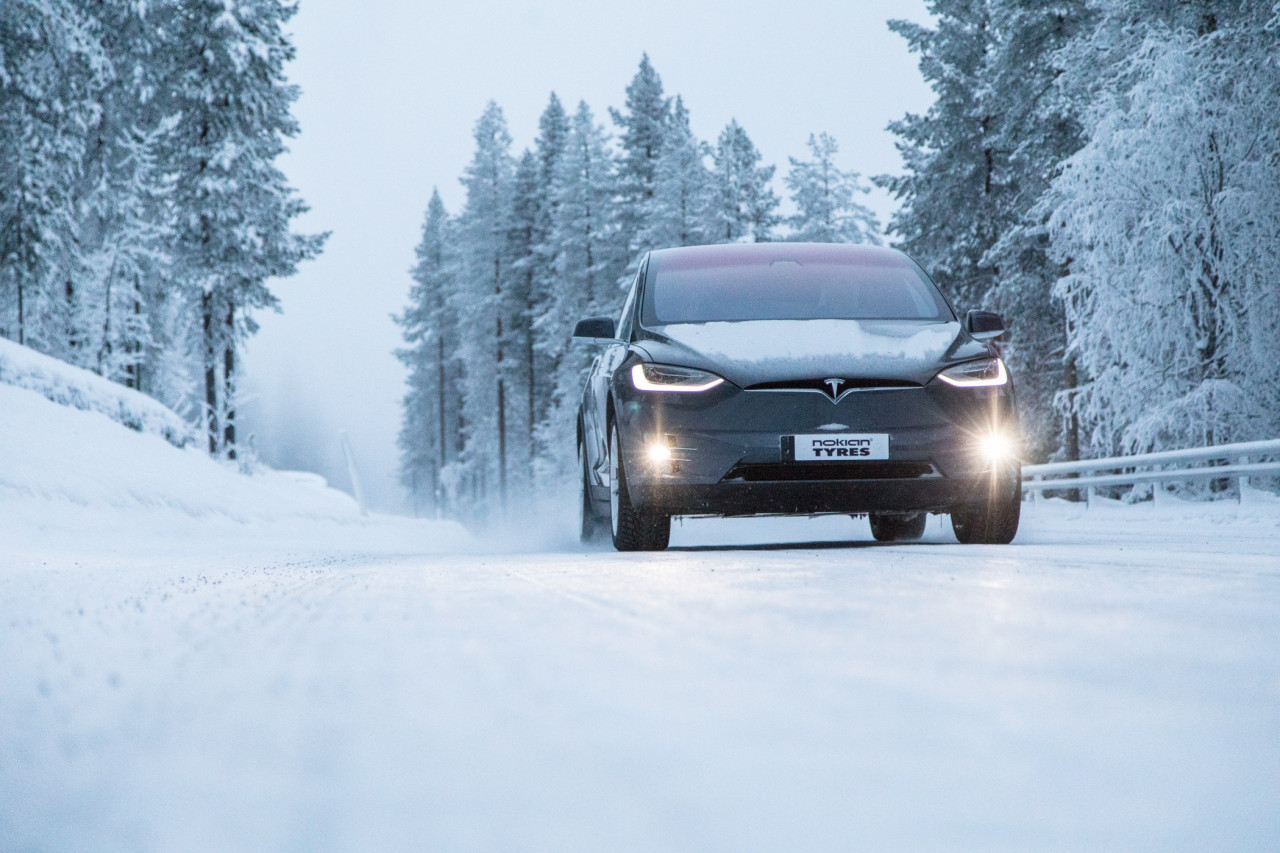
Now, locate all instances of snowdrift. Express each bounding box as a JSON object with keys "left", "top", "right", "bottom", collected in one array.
[
  {"left": 0, "top": 337, "right": 194, "bottom": 447},
  {"left": 0, "top": 347, "right": 470, "bottom": 559}
]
